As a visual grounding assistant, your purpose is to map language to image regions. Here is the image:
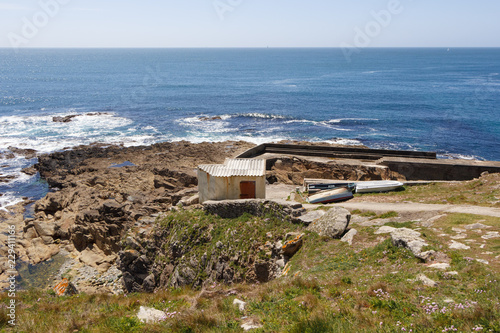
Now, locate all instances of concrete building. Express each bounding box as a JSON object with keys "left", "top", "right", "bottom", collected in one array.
[{"left": 197, "top": 159, "right": 266, "bottom": 203}]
